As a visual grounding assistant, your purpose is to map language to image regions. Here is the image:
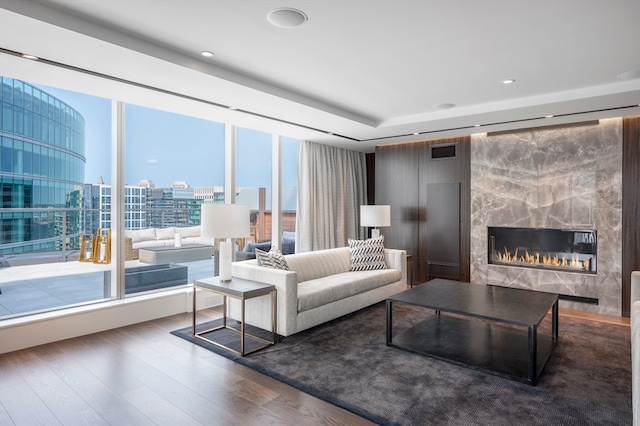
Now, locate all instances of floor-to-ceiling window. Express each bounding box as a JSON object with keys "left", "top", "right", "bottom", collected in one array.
[
  {"left": 282, "top": 137, "right": 299, "bottom": 246},
  {"left": 236, "top": 127, "right": 273, "bottom": 244},
  {"left": 0, "top": 78, "right": 112, "bottom": 318},
  {"left": 123, "top": 103, "right": 224, "bottom": 290},
  {"left": 0, "top": 77, "right": 299, "bottom": 320}
]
